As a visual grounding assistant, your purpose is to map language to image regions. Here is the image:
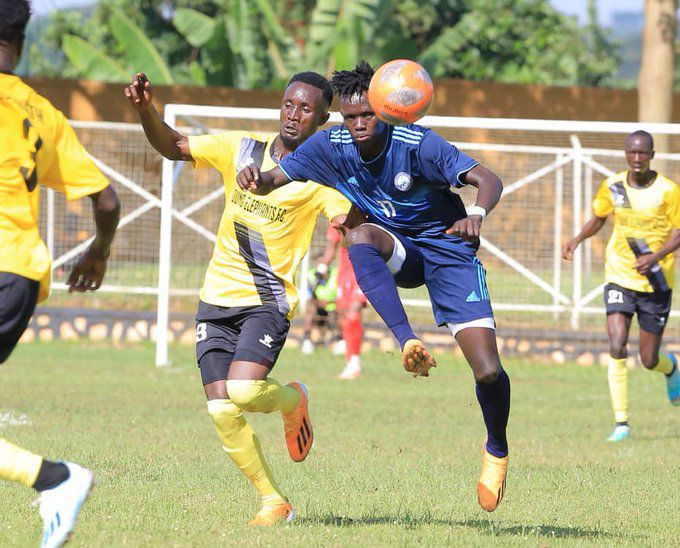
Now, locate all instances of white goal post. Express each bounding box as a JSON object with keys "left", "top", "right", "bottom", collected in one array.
[{"left": 150, "top": 106, "right": 680, "bottom": 367}]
